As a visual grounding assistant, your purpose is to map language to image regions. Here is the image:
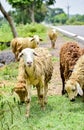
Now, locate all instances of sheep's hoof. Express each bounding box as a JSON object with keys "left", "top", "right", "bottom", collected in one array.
[
  {"left": 70, "top": 98, "right": 75, "bottom": 102},
  {"left": 62, "top": 90, "right": 66, "bottom": 95},
  {"left": 25, "top": 113, "right": 29, "bottom": 118},
  {"left": 41, "top": 106, "right": 45, "bottom": 111},
  {"left": 44, "top": 100, "right": 47, "bottom": 105},
  {"left": 82, "top": 98, "right": 84, "bottom": 102}
]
